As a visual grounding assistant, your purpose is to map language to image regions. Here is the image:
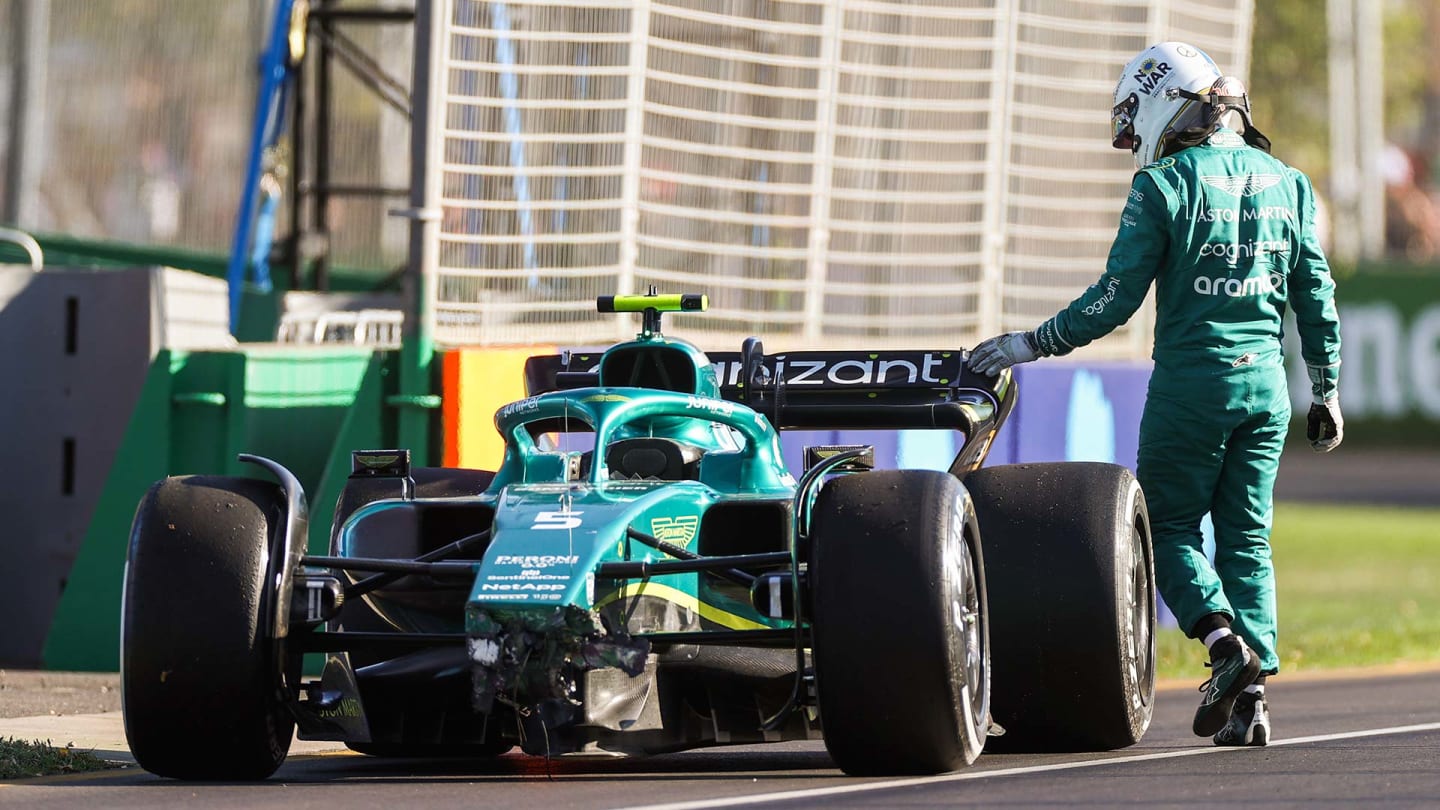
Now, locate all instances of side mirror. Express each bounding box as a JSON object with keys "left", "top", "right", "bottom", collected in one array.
[{"left": 739, "top": 336, "right": 781, "bottom": 426}]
